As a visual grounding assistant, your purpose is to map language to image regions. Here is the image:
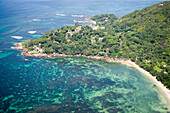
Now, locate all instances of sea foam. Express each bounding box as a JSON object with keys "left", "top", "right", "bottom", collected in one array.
[{"left": 11, "top": 36, "right": 23, "bottom": 39}]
